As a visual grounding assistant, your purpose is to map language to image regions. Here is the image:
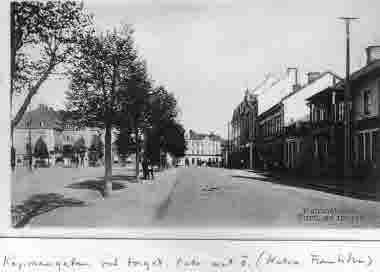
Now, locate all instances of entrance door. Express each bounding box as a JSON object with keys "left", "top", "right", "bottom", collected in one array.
[{"left": 287, "top": 141, "right": 297, "bottom": 169}]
